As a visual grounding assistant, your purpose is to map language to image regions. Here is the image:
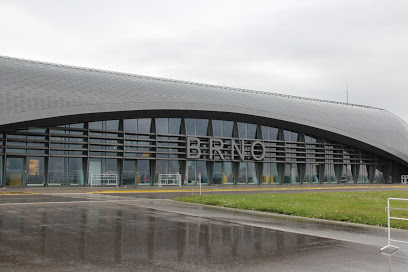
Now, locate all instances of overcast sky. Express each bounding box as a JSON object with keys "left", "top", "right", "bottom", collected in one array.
[{"left": 1, "top": 0, "right": 407, "bottom": 122}]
